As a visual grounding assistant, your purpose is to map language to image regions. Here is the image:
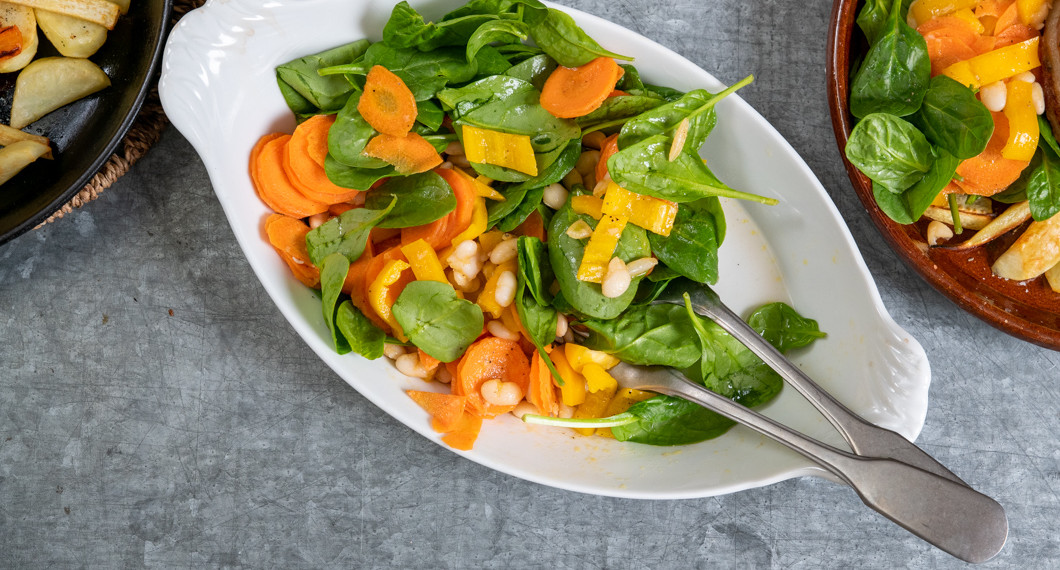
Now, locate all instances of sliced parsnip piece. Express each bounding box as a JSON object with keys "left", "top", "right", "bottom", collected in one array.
[
  {"left": 0, "top": 2, "right": 37, "bottom": 73},
  {"left": 9, "top": 56, "right": 110, "bottom": 129},
  {"left": 0, "top": 123, "right": 51, "bottom": 158},
  {"left": 992, "top": 213, "right": 1060, "bottom": 281},
  {"left": 36, "top": 9, "right": 107, "bottom": 57},
  {"left": 1045, "top": 262, "right": 1060, "bottom": 293},
  {"left": 0, "top": 139, "right": 50, "bottom": 185},
  {"left": 938, "top": 201, "right": 1032, "bottom": 251},
  {"left": 922, "top": 205, "right": 994, "bottom": 230},
  {"left": 4, "top": 0, "right": 117, "bottom": 29},
  {"left": 109, "top": 0, "right": 125, "bottom": 14}
]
